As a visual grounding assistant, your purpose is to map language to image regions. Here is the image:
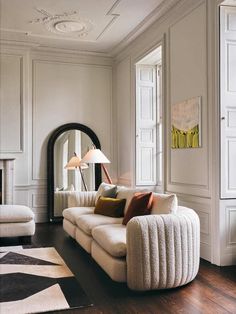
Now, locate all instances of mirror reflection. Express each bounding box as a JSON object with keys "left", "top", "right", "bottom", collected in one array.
[{"left": 53, "top": 129, "right": 95, "bottom": 216}]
